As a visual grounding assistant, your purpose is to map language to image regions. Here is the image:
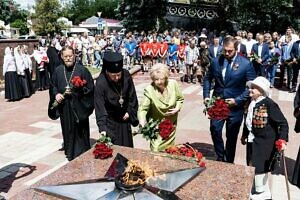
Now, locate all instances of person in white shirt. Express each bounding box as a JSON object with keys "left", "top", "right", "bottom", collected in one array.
[
  {"left": 278, "top": 26, "right": 299, "bottom": 47},
  {"left": 3, "top": 46, "right": 22, "bottom": 101},
  {"left": 185, "top": 41, "right": 199, "bottom": 83},
  {"left": 21, "top": 45, "right": 34, "bottom": 95},
  {"left": 242, "top": 32, "right": 257, "bottom": 57},
  {"left": 15, "top": 46, "right": 30, "bottom": 97}
]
